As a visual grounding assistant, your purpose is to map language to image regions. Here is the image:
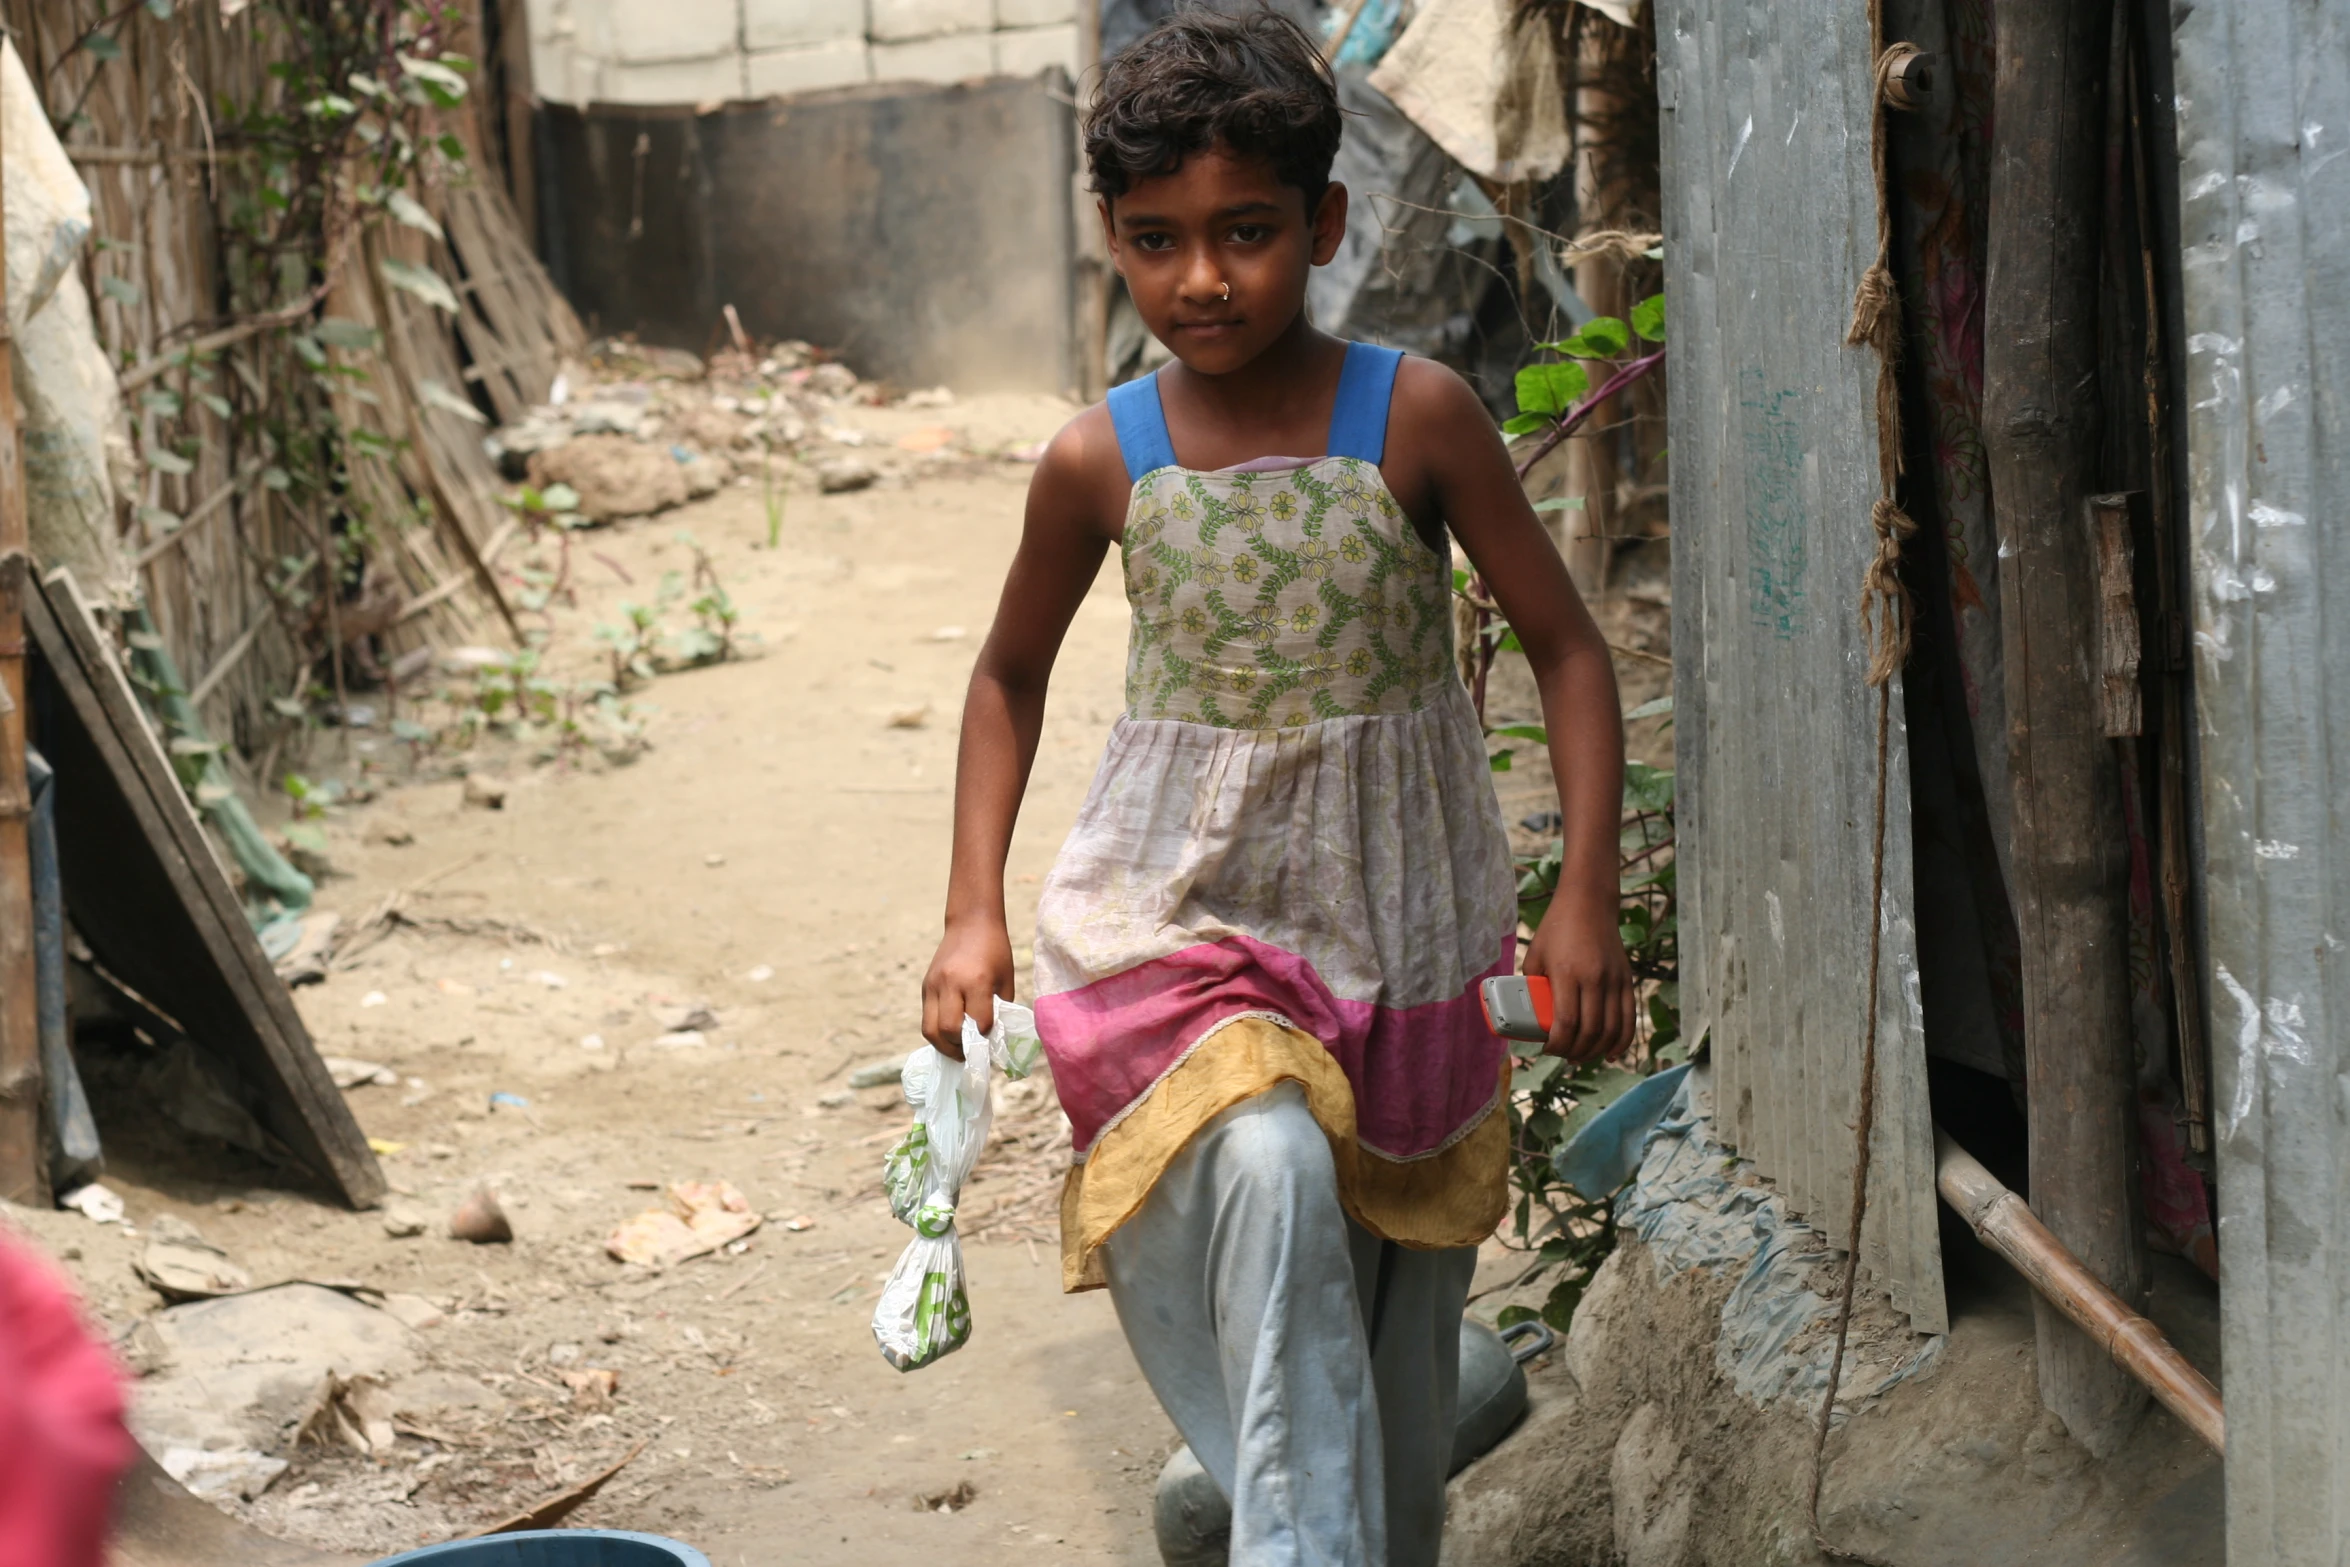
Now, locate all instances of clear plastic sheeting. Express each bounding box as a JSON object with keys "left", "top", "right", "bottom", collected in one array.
[
  {"left": 1617, "top": 1068, "right": 1944, "bottom": 1423},
  {"left": 1, "top": 38, "right": 131, "bottom": 604}
]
